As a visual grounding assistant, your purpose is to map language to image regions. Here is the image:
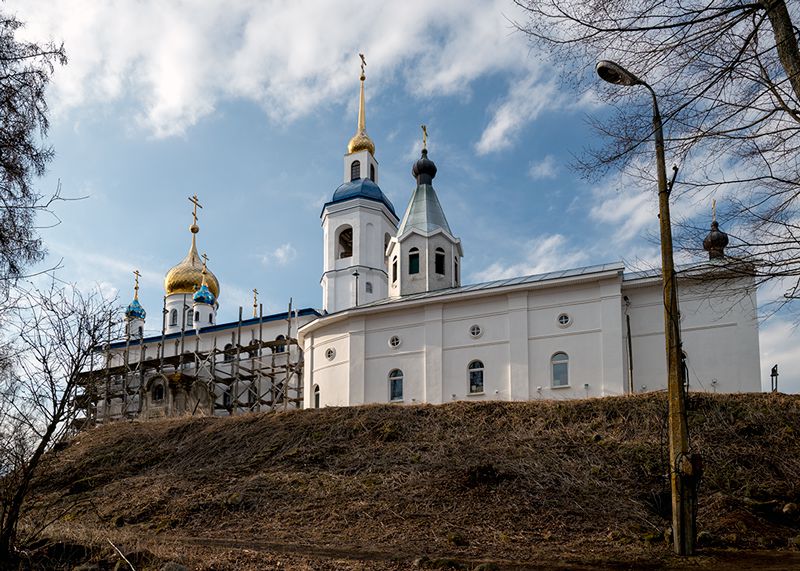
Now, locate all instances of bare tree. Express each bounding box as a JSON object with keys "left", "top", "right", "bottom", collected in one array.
[
  {"left": 514, "top": 1, "right": 800, "bottom": 306},
  {"left": 0, "top": 282, "right": 117, "bottom": 562},
  {"left": 0, "top": 11, "right": 67, "bottom": 290}
]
